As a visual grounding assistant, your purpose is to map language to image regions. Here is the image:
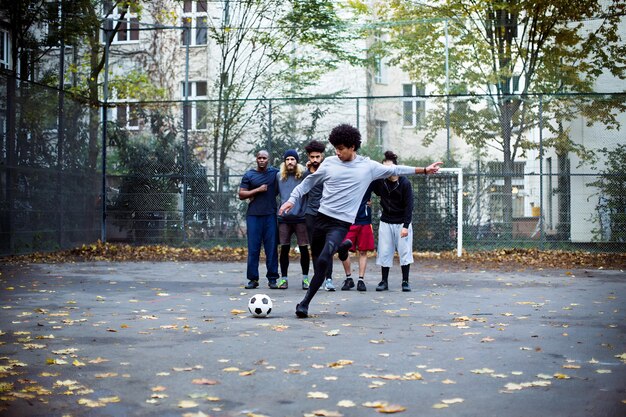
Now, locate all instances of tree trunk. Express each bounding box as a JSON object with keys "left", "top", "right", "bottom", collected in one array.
[
  {"left": 2, "top": 73, "right": 16, "bottom": 253},
  {"left": 556, "top": 154, "right": 571, "bottom": 241},
  {"left": 501, "top": 99, "right": 514, "bottom": 238}
]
